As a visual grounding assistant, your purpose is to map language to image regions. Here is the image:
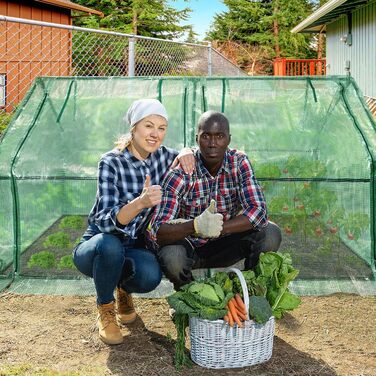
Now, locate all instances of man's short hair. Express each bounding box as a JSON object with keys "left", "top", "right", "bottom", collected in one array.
[{"left": 197, "top": 110, "right": 230, "bottom": 133}]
